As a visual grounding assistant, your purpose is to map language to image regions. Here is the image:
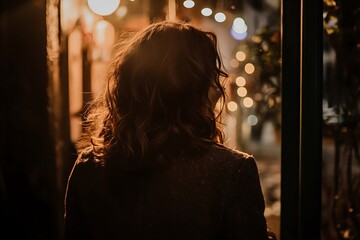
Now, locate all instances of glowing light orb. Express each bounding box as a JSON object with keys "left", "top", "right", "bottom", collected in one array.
[
  {"left": 201, "top": 8, "right": 213, "bottom": 16},
  {"left": 87, "top": 0, "right": 120, "bottom": 16},
  {"left": 235, "top": 76, "right": 246, "bottom": 86},
  {"left": 243, "top": 97, "right": 254, "bottom": 108},
  {"left": 214, "top": 12, "right": 226, "bottom": 23},
  {"left": 230, "top": 59, "right": 239, "bottom": 68},
  {"left": 183, "top": 0, "right": 195, "bottom": 8},
  {"left": 116, "top": 5, "right": 127, "bottom": 18},
  {"left": 237, "top": 87, "right": 247, "bottom": 97},
  {"left": 93, "top": 20, "right": 115, "bottom": 48},
  {"left": 232, "top": 17, "right": 248, "bottom": 34},
  {"left": 244, "top": 63, "right": 255, "bottom": 74},
  {"left": 236, "top": 51, "right": 246, "bottom": 61},
  {"left": 247, "top": 115, "right": 258, "bottom": 126},
  {"left": 230, "top": 28, "right": 247, "bottom": 40},
  {"left": 227, "top": 101, "right": 238, "bottom": 112}
]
